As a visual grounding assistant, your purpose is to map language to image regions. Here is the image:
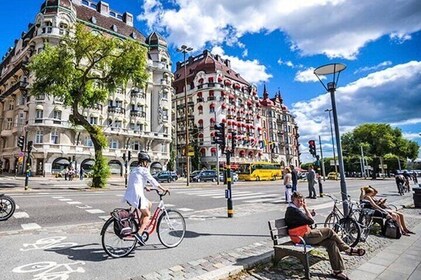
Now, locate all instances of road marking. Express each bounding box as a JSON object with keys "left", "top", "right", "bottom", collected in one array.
[
  {"left": 177, "top": 208, "right": 194, "bottom": 212},
  {"left": 99, "top": 215, "right": 110, "bottom": 220},
  {"left": 85, "top": 209, "right": 105, "bottom": 214},
  {"left": 52, "top": 196, "right": 64, "bottom": 199},
  {"left": 21, "top": 223, "right": 42, "bottom": 230},
  {"left": 58, "top": 198, "right": 72, "bottom": 201},
  {"left": 13, "top": 212, "right": 29, "bottom": 219},
  {"left": 67, "top": 201, "right": 82, "bottom": 205},
  {"left": 235, "top": 194, "right": 278, "bottom": 201},
  {"left": 211, "top": 192, "right": 266, "bottom": 199}
]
